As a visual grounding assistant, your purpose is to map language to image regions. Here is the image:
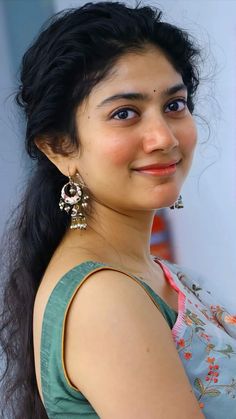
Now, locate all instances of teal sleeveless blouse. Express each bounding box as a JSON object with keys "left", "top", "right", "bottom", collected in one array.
[{"left": 40, "top": 260, "right": 178, "bottom": 418}]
